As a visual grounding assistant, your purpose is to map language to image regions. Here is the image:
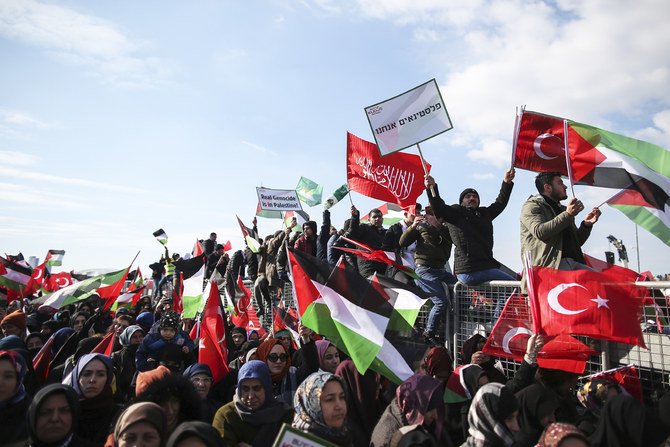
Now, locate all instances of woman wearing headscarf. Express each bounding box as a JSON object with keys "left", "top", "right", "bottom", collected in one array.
[
  {"left": 182, "top": 363, "right": 221, "bottom": 423},
  {"left": 315, "top": 339, "right": 341, "bottom": 373},
  {"left": 111, "top": 402, "right": 167, "bottom": 447},
  {"left": 513, "top": 383, "right": 560, "bottom": 447},
  {"left": 293, "top": 371, "right": 352, "bottom": 446},
  {"left": 589, "top": 393, "right": 668, "bottom": 447},
  {"left": 335, "top": 359, "right": 382, "bottom": 447},
  {"left": 536, "top": 422, "right": 590, "bottom": 447},
  {"left": 63, "top": 353, "right": 121, "bottom": 446},
  {"left": 0, "top": 350, "right": 31, "bottom": 447},
  {"left": 462, "top": 382, "right": 519, "bottom": 447},
  {"left": 213, "top": 360, "right": 293, "bottom": 446},
  {"left": 166, "top": 421, "right": 224, "bottom": 447},
  {"left": 255, "top": 329, "right": 319, "bottom": 405},
  {"left": 27, "top": 383, "right": 95, "bottom": 447},
  {"left": 25, "top": 332, "right": 46, "bottom": 360},
  {"left": 461, "top": 334, "right": 508, "bottom": 384},
  {"left": 371, "top": 373, "right": 450, "bottom": 447},
  {"left": 111, "top": 324, "right": 145, "bottom": 403}
]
